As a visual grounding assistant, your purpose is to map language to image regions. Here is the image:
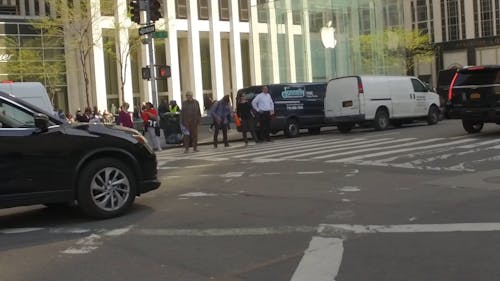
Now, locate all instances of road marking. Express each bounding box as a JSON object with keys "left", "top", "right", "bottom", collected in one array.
[
  {"left": 326, "top": 138, "right": 474, "bottom": 162},
  {"left": 137, "top": 226, "right": 317, "bottom": 237},
  {"left": 61, "top": 233, "right": 102, "bottom": 254},
  {"left": 291, "top": 237, "right": 344, "bottom": 281},
  {"left": 178, "top": 192, "right": 217, "bottom": 198},
  {"left": 0, "top": 227, "right": 44, "bottom": 234},
  {"left": 319, "top": 222, "right": 500, "bottom": 234},
  {"left": 297, "top": 171, "right": 324, "bottom": 175}
]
